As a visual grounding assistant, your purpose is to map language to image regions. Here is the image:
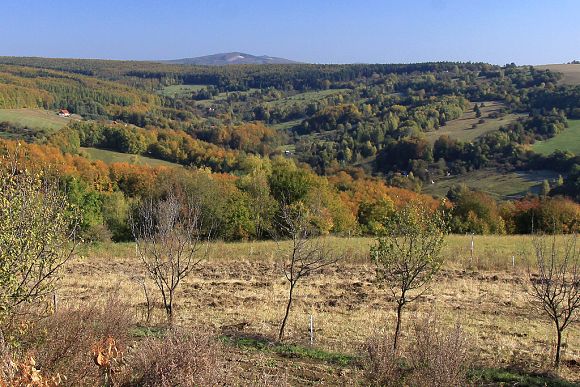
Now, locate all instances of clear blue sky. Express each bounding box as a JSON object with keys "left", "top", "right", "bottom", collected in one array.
[{"left": 2, "top": 0, "right": 579, "bottom": 65}]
